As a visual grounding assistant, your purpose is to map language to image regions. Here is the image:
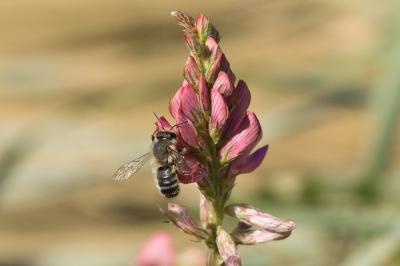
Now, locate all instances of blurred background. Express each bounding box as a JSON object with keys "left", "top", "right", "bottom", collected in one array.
[{"left": 0, "top": 1, "right": 399, "bottom": 265}]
